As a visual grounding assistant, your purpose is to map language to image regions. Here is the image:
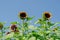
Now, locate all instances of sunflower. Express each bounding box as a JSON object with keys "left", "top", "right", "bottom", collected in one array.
[
  {"left": 10, "top": 24, "right": 19, "bottom": 33},
  {"left": 43, "top": 12, "right": 52, "bottom": 20},
  {"left": 18, "top": 12, "right": 27, "bottom": 20},
  {"left": 0, "top": 23, "right": 3, "bottom": 30},
  {"left": 10, "top": 24, "right": 17, "bottom": 31}
]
